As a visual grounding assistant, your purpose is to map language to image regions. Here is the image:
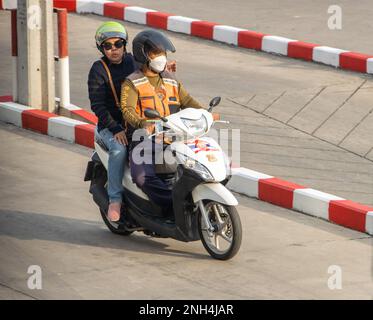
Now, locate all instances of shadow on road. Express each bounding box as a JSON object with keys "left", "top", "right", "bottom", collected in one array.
[{"left": 0, "top": 209, "right": 210, "bottom": 260}]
